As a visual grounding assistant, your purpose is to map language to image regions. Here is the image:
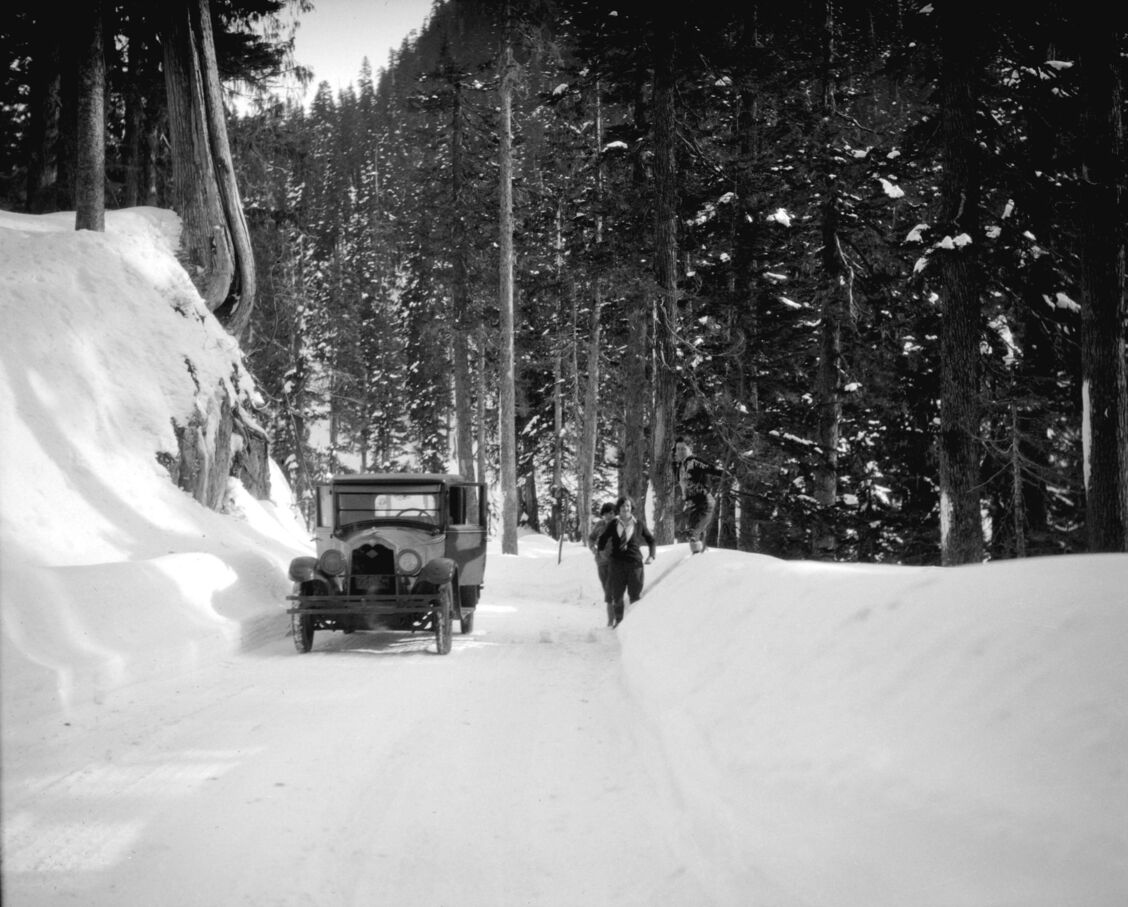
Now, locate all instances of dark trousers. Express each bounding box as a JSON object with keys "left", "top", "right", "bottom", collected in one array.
[
  {"left": 685, "top": 493, "right": 716, "bottom": 542},
  {"left": 597, "top": 562, "right": 611, "bottom": 601},
  {"left": 607, "top": 560, "right": 645, "bottom": 619},
  {"left": 597, "top": 562, "right": 613, "bottom": 624}
]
